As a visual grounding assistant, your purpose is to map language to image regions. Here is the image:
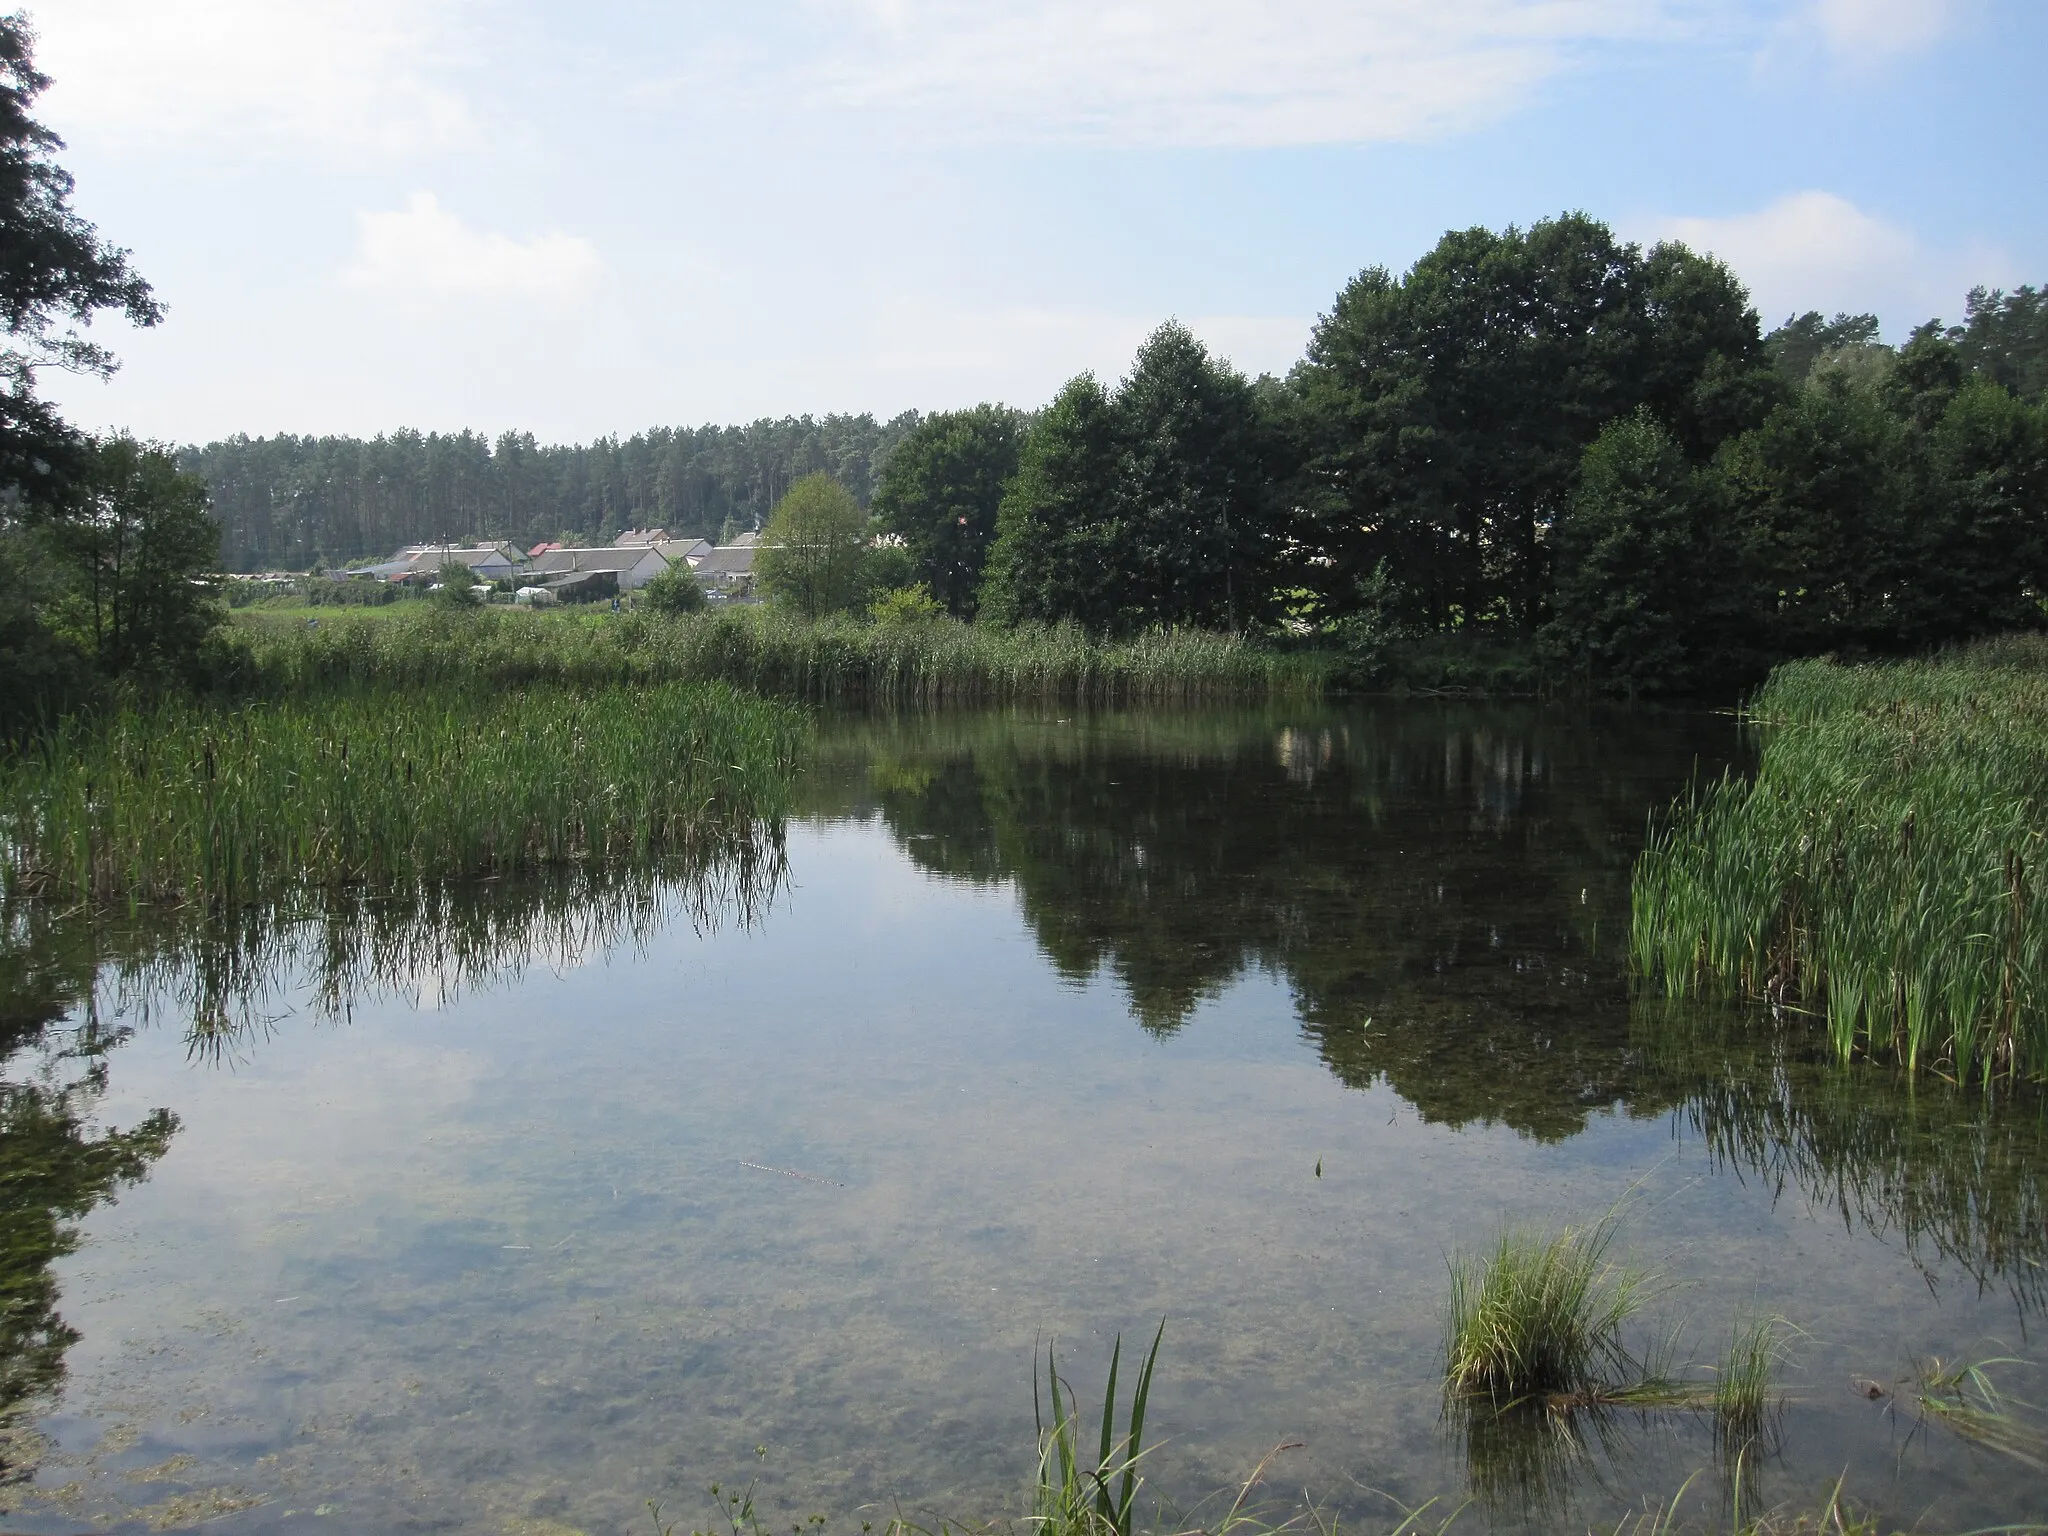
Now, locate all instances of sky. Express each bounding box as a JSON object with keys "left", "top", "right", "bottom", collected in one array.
[{"left": 26, "top": 0, "right": 2048, "bottom": 445}]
